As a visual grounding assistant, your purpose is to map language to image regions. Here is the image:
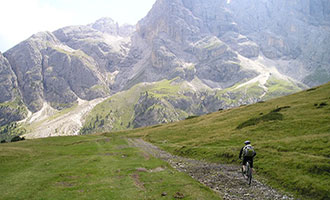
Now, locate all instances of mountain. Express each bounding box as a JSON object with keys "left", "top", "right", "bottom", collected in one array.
[
  {"left": 0, "top": 0, "right": 329, "bottom": 139},
  {"left": 3, "top": 19, "right": 135, "bottom": 112},
  {"left": 121, "top": 0, "right": 330, "bottom": 89}
]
